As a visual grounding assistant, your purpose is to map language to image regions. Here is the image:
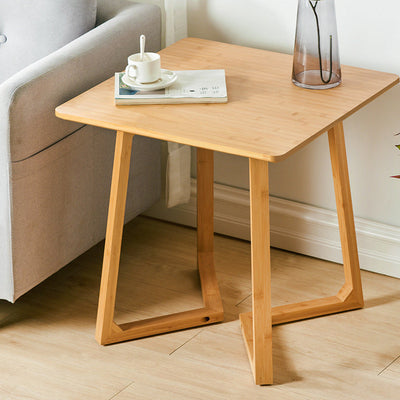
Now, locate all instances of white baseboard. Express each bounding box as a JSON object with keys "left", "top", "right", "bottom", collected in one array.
[{"left": 145, "top": 180, "right": 400, "bottom": 279}]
